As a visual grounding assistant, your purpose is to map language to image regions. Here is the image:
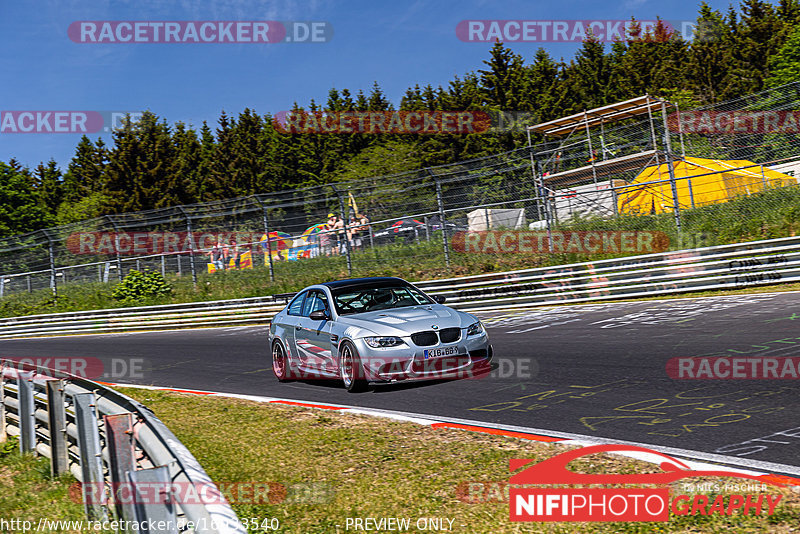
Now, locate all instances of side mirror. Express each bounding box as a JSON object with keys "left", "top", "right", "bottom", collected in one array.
[
  {"left": 433, "top": 295, "right": 447, "bottom": 304},
  {"left": 309, "top": 310, "right": 329, "bottom": 321}
]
